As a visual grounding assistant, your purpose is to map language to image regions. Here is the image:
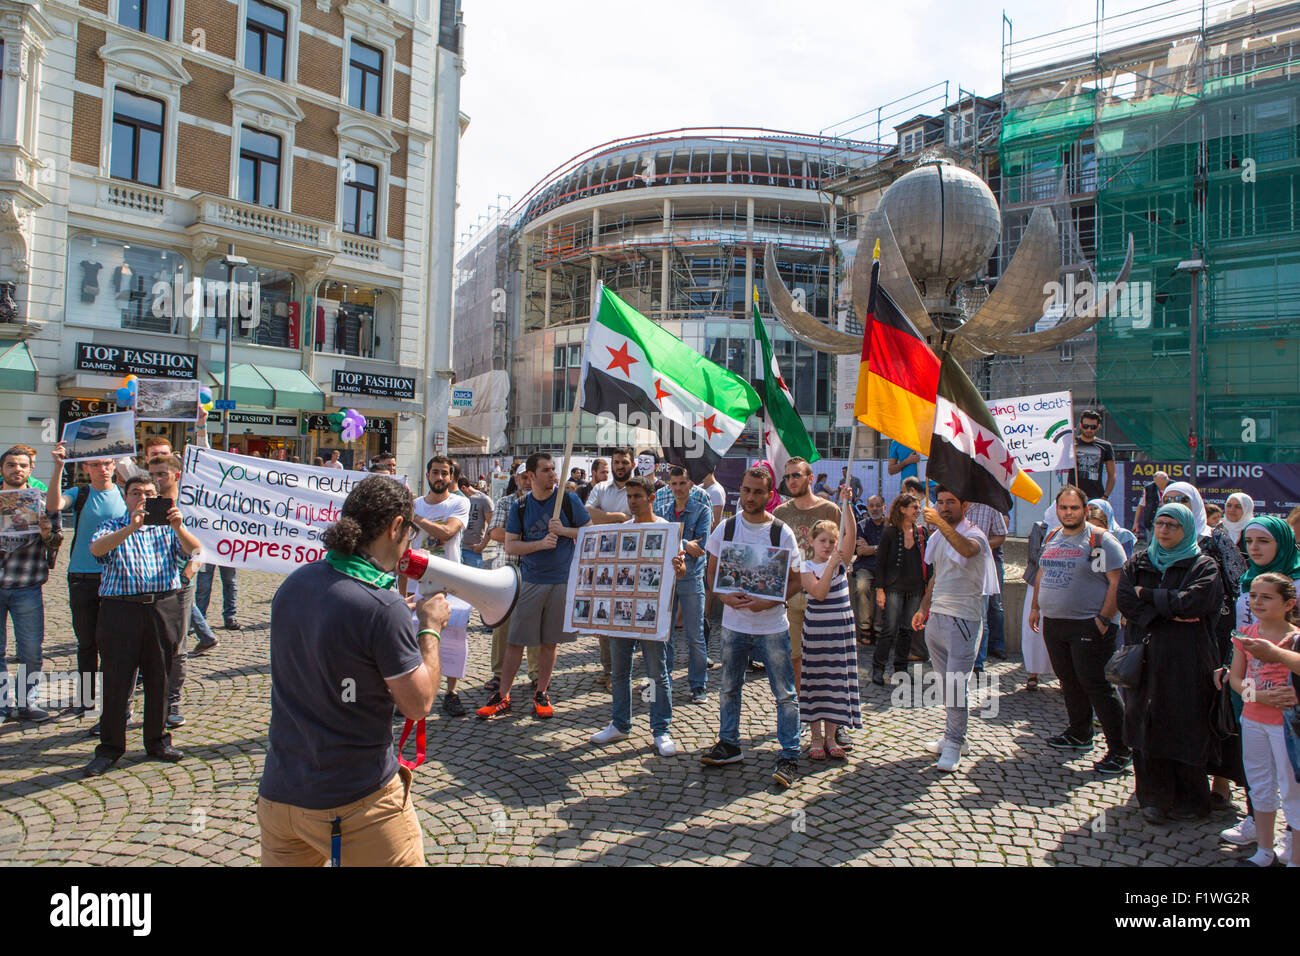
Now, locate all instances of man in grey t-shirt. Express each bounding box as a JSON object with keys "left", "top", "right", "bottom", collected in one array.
[
  {"left": 1029, "top": 485, "right": 1130, "bottom": 775},
  {"left": 912, "top": 488, "right": 996, "bottom": 773}
]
